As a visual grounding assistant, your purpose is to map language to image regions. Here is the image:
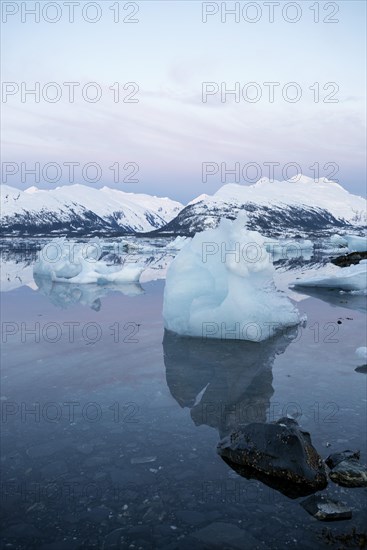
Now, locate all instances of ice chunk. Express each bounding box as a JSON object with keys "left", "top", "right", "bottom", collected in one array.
[
  {"left": 330, "top": 234, "right": 348, "bottom": 248},
  {"left": 33, "top": 238, "right": 143, "bottom": 284},
  {"left": 344, "top": 234, "right": 367, "bottom": 252},
  {"left": 166, "top": 236, "right": 191, "bottom": 250},
  {"left": 291, "top": 261, "right": 367, "bottom": 292},
  {"left": 265, "top": 239, "right": 314, "bottom": 260},
  {"left": 163, "top": 216, "right": 301, "bottom": 341},
  {"left": 355, "top": 347, "right": 367, "bottom": 360},
  {"left": 330, "top": 234, "right": 367, "bottom": 252}
]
